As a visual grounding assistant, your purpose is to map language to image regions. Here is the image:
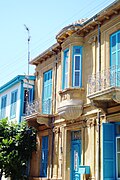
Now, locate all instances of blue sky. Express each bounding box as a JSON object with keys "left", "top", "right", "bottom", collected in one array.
[{"left": 0, "top": 0, "right": 115, "bottom": 86}]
